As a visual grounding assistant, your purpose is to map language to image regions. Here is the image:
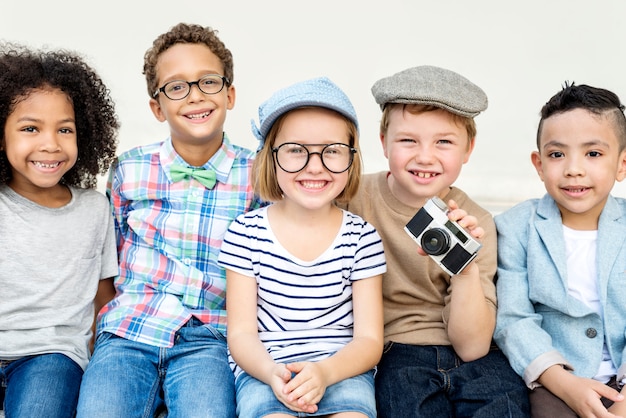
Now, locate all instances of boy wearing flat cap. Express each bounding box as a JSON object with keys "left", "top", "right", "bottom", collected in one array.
[{"left": 346, "top": 65, "right": 530, "bottom": 417}]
